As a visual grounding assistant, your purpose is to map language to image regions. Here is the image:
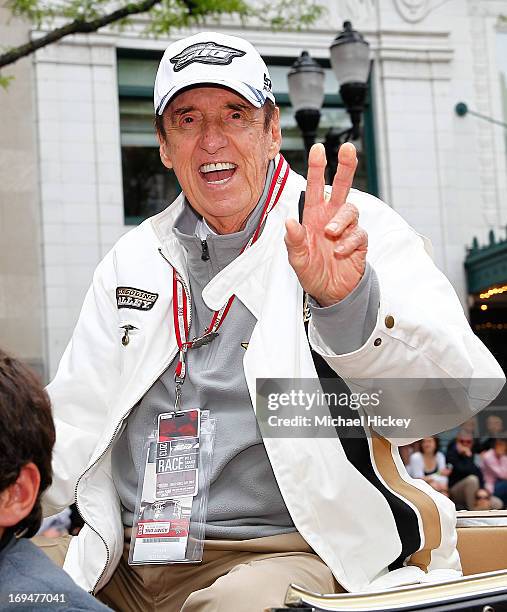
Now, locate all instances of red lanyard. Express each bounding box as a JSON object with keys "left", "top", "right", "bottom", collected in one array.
[{"left": 171, "top": 155, "right": 290, "bottom": 408}]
